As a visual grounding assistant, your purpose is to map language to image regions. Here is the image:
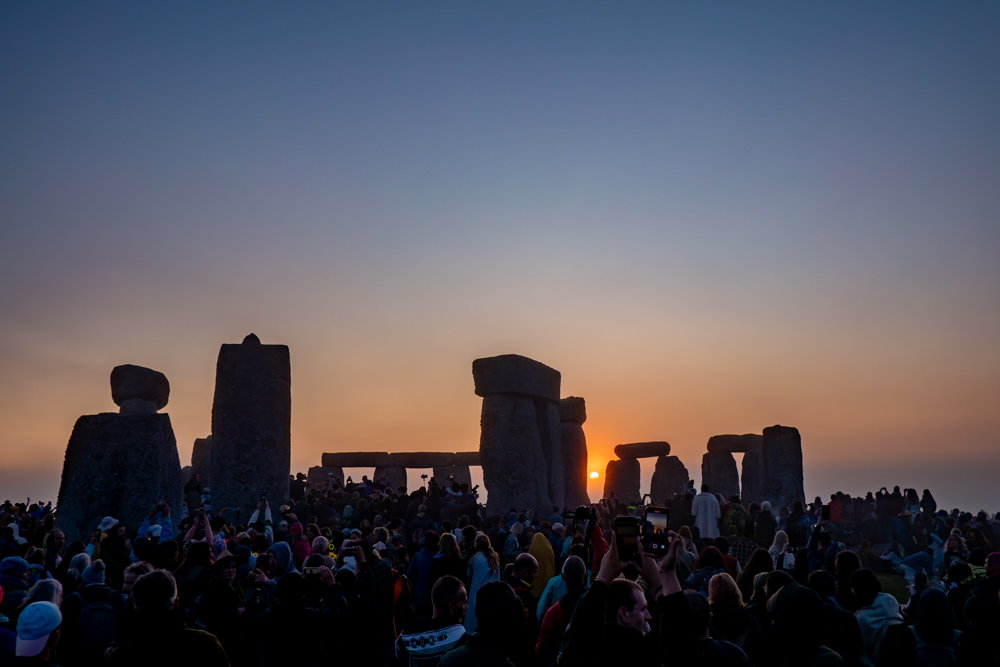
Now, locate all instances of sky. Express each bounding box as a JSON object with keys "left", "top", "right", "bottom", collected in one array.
[{"left": 1, "top": 2, "right": 998, "bottom": 511}]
